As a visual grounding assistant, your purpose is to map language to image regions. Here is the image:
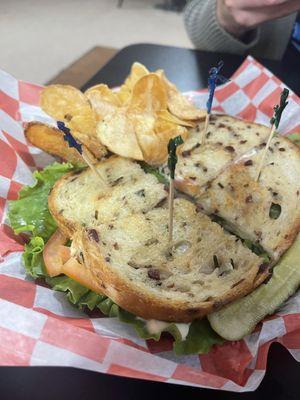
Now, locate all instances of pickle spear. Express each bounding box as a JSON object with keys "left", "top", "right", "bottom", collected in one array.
[{"left": 208, "top": 234, "right": 300, "bottom": 341}]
